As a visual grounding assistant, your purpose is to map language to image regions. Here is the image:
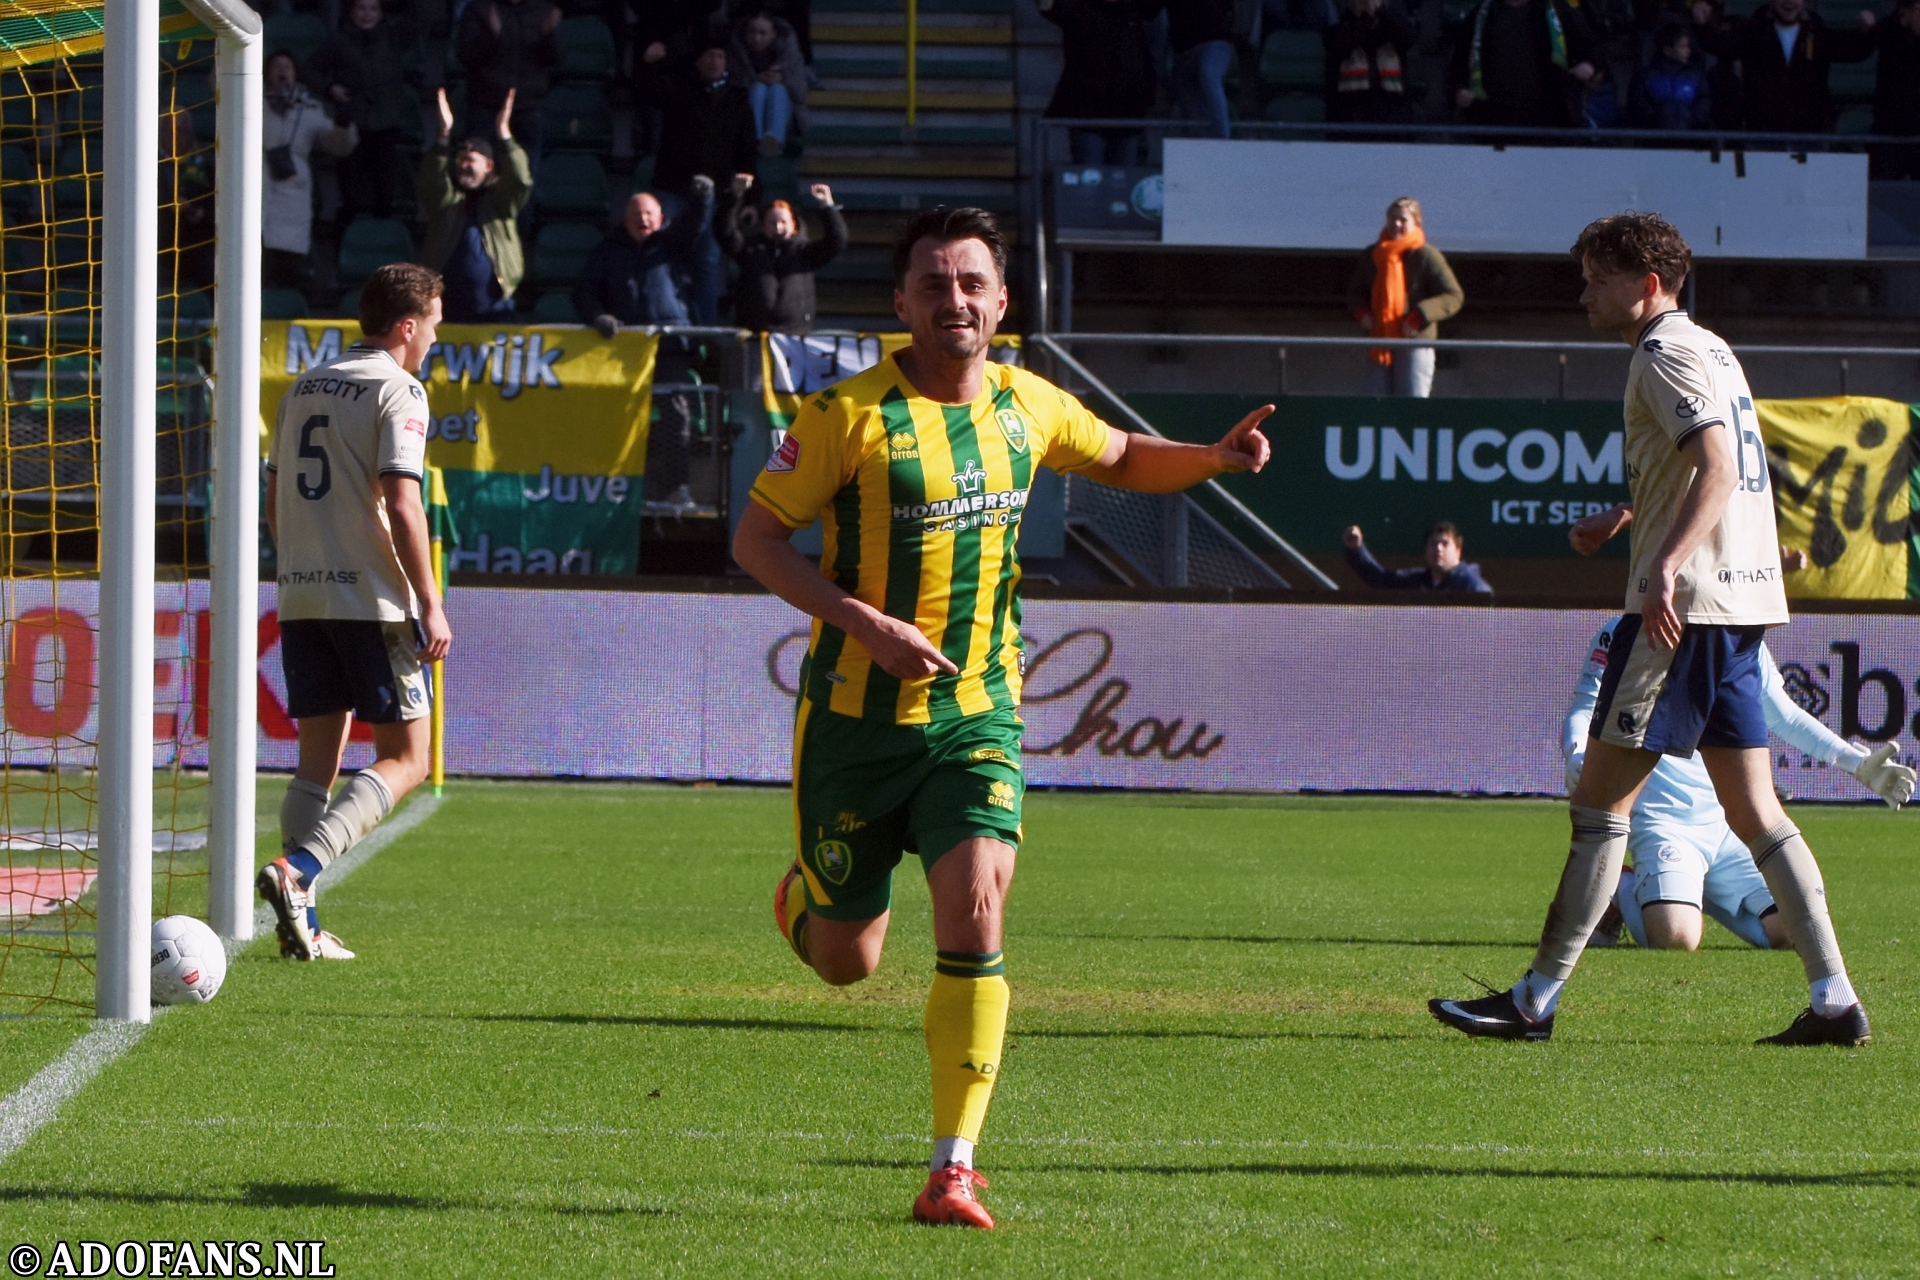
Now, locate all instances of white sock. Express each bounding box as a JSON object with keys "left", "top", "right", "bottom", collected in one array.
[
  {"left": 930, "top": 1136, "right": 974, "bottom": 1171},
  {"left": 1511, "top": 970, "right": 1564, "bottom": 1021},
  {"left": 1810, "top": 973, "right": 1858, "bottom": 1017},
  {"left": 279, "top": 777, "right": 331, "bottom": 854}
]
